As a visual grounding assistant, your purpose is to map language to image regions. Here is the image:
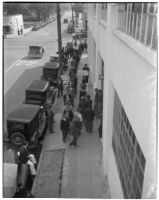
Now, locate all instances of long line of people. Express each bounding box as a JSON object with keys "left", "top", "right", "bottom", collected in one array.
[{"left": 58, "top": 38, "right": 98, "bottom": 147}]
